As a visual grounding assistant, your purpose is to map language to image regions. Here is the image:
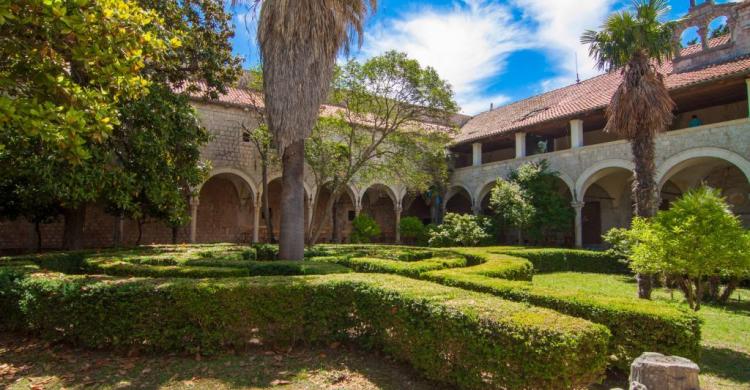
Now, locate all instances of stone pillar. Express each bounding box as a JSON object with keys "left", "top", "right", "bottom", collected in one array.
[
  {"left": 252, "top": 196, "right": 261, "bottom": 243},
  {"left": 394, "top": 204, "right": 402, "bottom": 243},
  {"left": 572, "top": 201, "right": 585, "bottom": 248},
  {"left": 472, "top": 142, "right": 482, "bottom": 166},
  {"left": 189, "top": 196, "right": 200, "bottom": 243},
  {"left": 515, "top": 132, "right": 527, "bottom": 158},
  {"left": 570, "top": 119, "right": 584, "bottom": 149},
  {"left": 112, "top": 215, "right": 124, "bottom": 247}
]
